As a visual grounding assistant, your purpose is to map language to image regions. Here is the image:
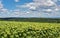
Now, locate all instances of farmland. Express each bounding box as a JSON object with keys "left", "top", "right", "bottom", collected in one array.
[{"left": 0, "top": 18, "right": 60, "bottom": 38}]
